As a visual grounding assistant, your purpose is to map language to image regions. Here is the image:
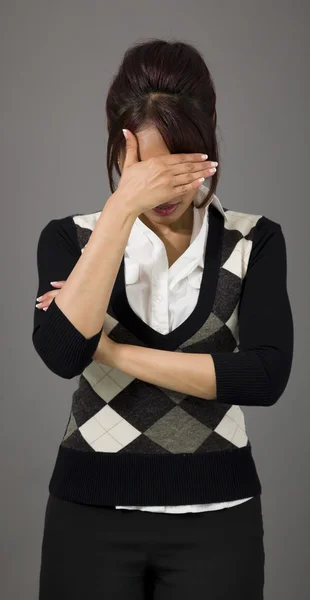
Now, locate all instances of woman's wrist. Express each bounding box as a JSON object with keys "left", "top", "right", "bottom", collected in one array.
[{"left": 106, "top": 190, "right": 140, "bottom": 221}]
